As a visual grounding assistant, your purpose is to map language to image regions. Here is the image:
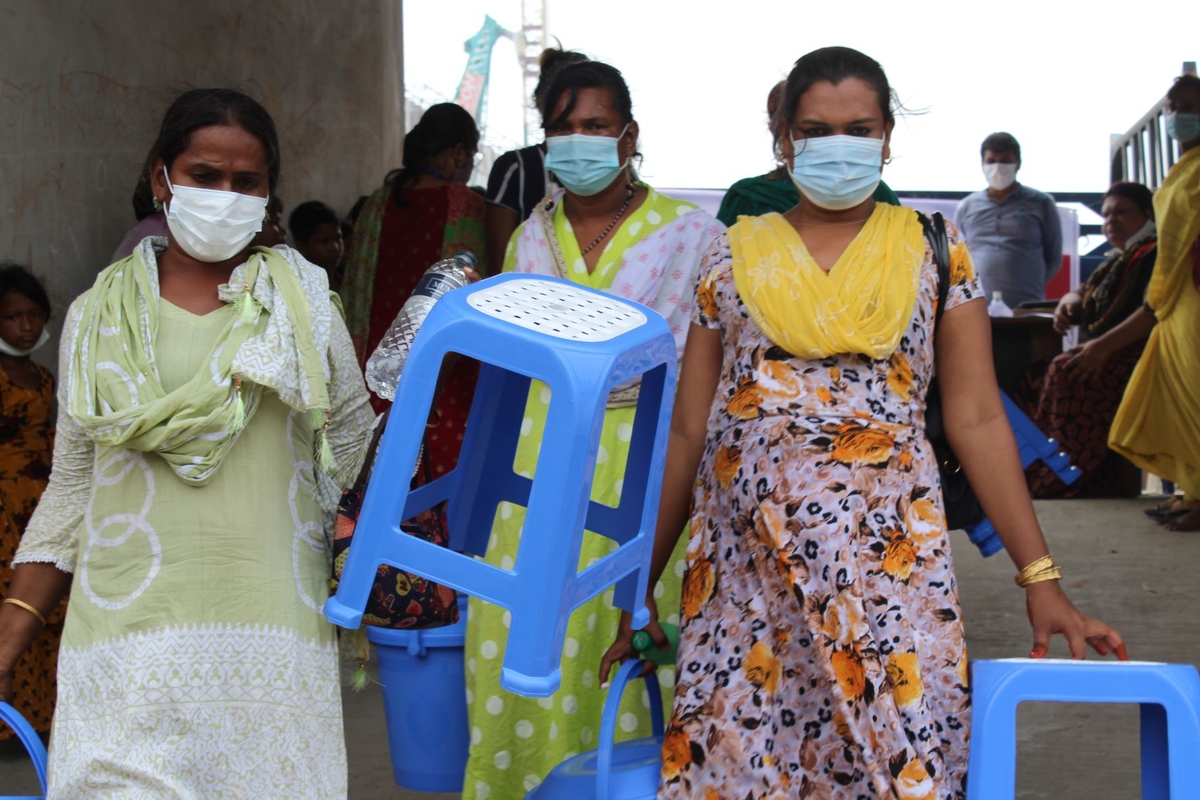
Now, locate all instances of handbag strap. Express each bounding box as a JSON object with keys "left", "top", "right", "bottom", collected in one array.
[
  {"left": 350, "top": 412, "right": 427, "bottom": 496},
  {"left": 916, "top": 211, "right": 952, "bottom": 333}
]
